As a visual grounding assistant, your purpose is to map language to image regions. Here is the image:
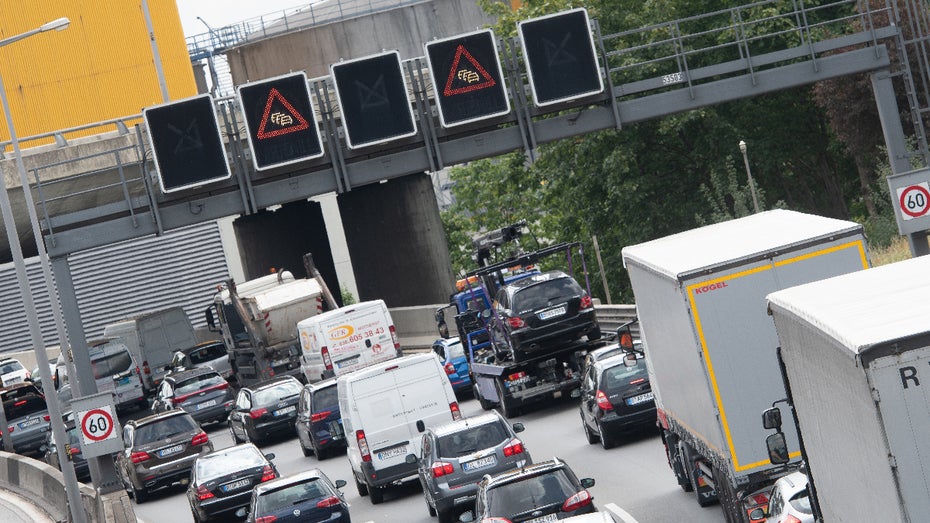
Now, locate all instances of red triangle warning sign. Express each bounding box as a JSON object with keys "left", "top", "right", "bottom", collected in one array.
[
  {"left": 443, "top": 45, "right": 497, "bottom": 97},
  {"left": 256, "top": 88, "right": 310, "bottom": 139}
]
